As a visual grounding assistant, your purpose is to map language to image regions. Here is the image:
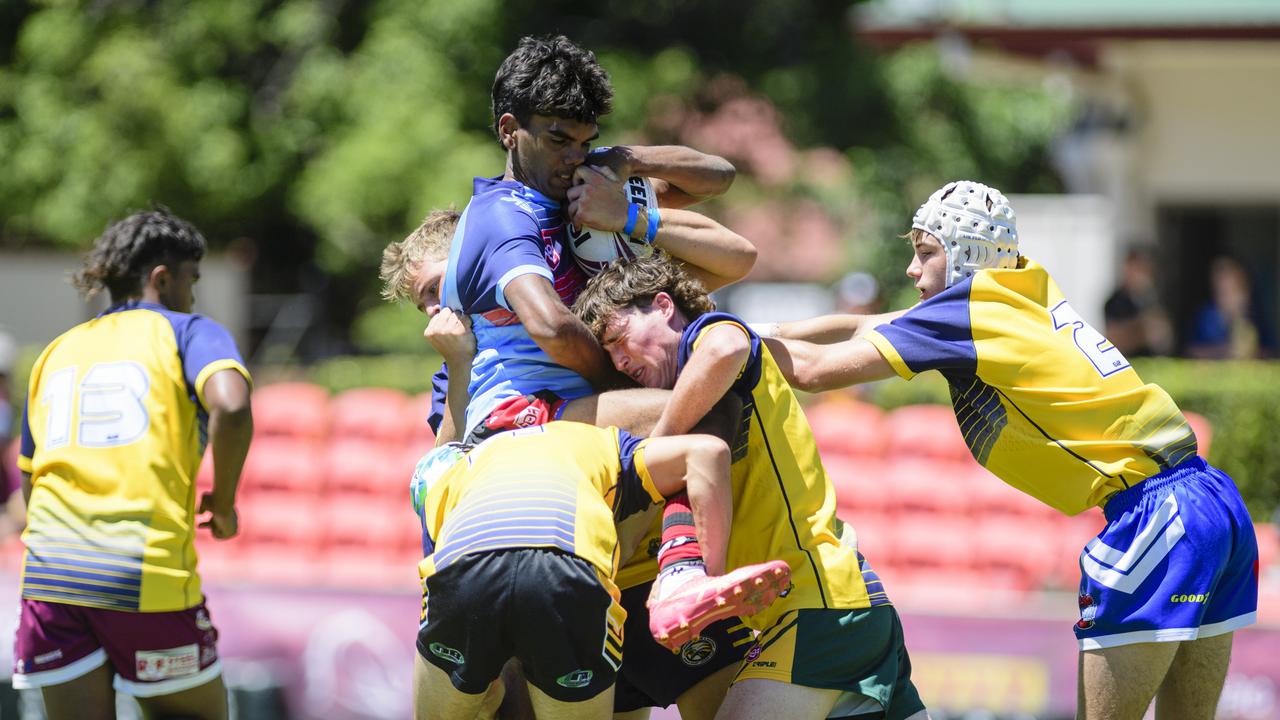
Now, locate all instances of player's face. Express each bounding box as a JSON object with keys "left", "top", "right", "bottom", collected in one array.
[
  {"left": 505, "top": 114, "right": 598, "bottom": 202},
  {"left": 411, "top": 258, "right": 448, "bottom": 316},
  {"left": 159, "top": 260, "right": 200, "bottom": 313},
  {"left": 600, "top": 304, "right": 682, "bottom": 389},
  {"left": 907, "top": 233, "right": 947, "bottom": 302}
]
